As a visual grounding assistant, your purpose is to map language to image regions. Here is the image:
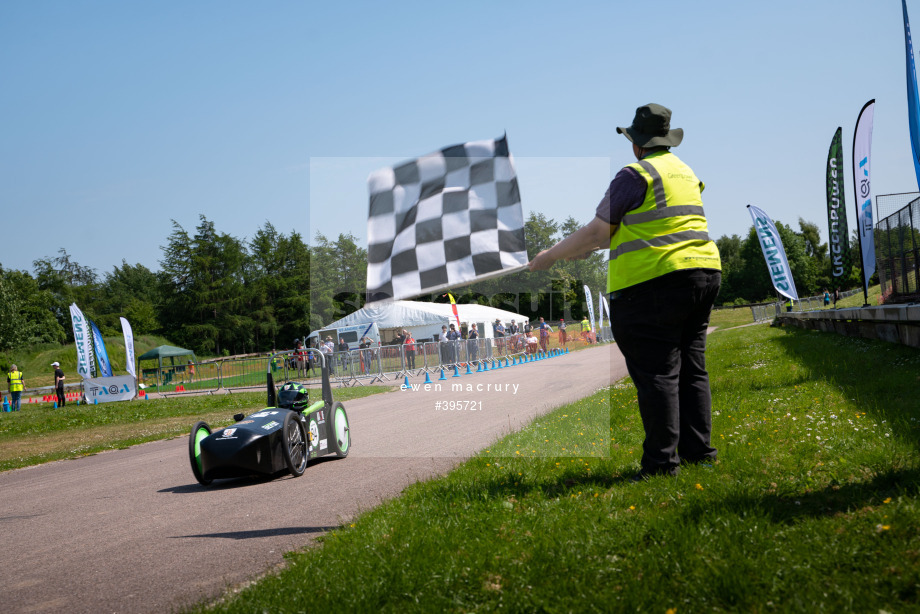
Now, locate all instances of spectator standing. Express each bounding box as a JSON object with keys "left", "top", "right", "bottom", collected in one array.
[
  {"left": 359, "top": 336, "right": 372, "bottom": 374},
  {"left": 508, "top": 319, "right": 520, "bottom": 351},
  {"left": 293, "top": 339, "right": 307, "bottom": 376},
  {"left": 834, "top": 287, "right": 841, "bottom": 307},
  {"left": 494, "top": 319, "right": 505, "bottom": 352},
  {"left": 581, "top": 316, "right": 593, "bottom": 343},
  {"left": 7, "top": 364, "right": 24, "bottom": 412},
  {"left": 558, "top": 319, "right": 568, "bottom": 347},
  {"left": 403, "top": 330, "right": 417, "bottom": 370},
  {"left": 823, "top": 289, "right": 830, "bottom": 308},
  {"left": 447, "top": 323, "right": 462, "bottom": 364},
  {"left": 467, "top": 324, "right": 479, "bottom": 364},
  {"left": 52, "top": 362, "right": 66, "bottom": 407},
  {"left": 537, "top": 317, "right": 551, "bottom": 352},
  {"left": 338, "top": 337, "right": 350, "bottom": 374},
  {"left": 438, "top": 325, "right": 450, "bottom": 366},
  {"left": 322, "top": 337, "right": 335, "bottom": 375}
]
